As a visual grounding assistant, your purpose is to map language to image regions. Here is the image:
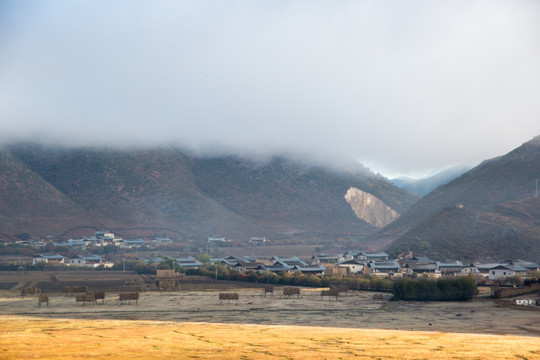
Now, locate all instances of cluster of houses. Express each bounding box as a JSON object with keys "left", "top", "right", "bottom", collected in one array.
[
  {"left": 37, "top": 233, "right": 270, "bottom": 249},
  {"left": 24, "top": 232, "right": 270, "bottom": 249},
  {"left": 207, "top": 236, "right": 268, "bottom": 245},
  {"left": 32, "top": 253, "right": 113, "bottom": 268},
  {"left": 49, "top": 231, "right": 171, "bottom": 249},
  {"left": 136, "top": 251, "right": 540, "bottom": 281},
  {"left": 26, "top": 234, "right": 540, "bottom": 281},
  {"left": 20, "top": 232, "right": 268, "bottom": 250},
  {"left": 15, "top": 231, "right": 162, "bottom": 250},
  {"left": 137, "top": 255, "right": 326, "bottom": 274},
  {"left": 311, "top": 251, "right": 540, "bottom": 281}
]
